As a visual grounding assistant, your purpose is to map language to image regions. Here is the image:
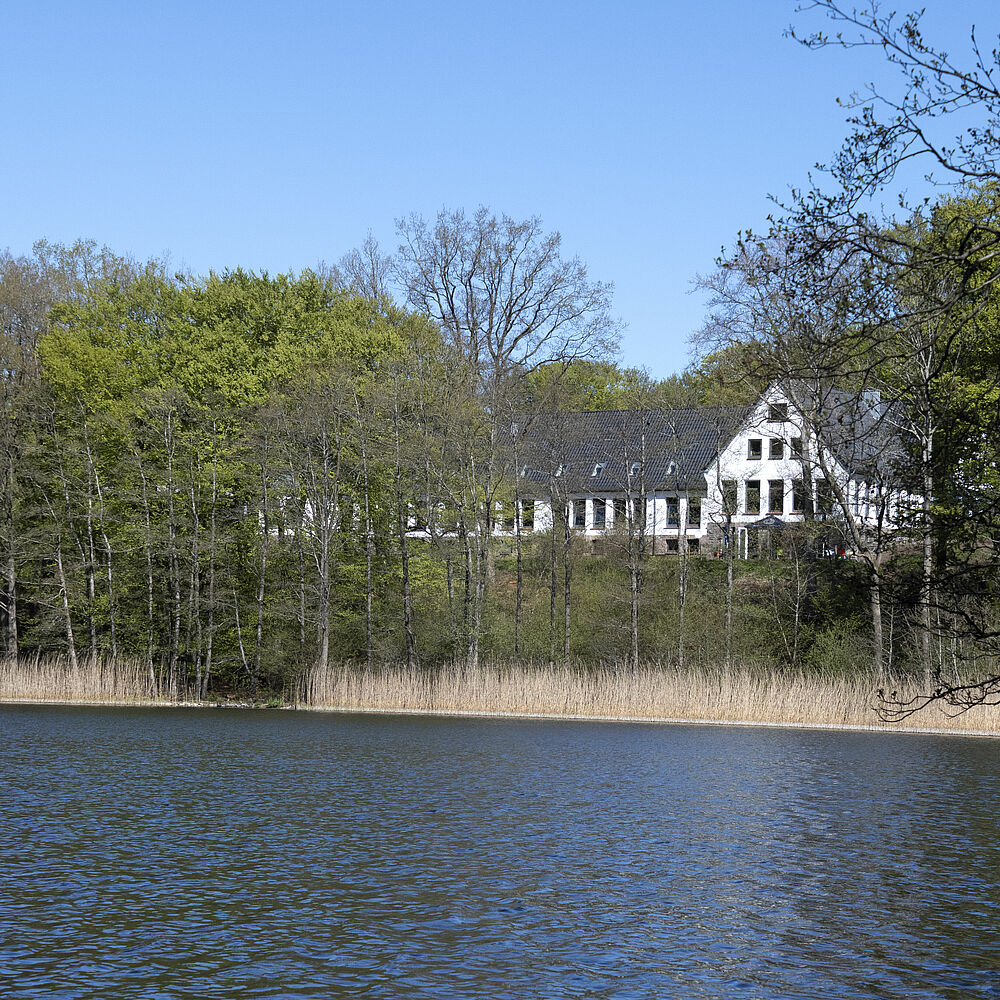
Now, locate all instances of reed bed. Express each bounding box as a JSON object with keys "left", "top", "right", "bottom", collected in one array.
[
  {"left": 3, "top": 654, "right": 999, "bottom": 734},
  {"left": 0, "top": 655, "right": 162, "bottom": 704},
  {"left": 305, "top": 661, "right": 1000, "bottom": 734}
]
